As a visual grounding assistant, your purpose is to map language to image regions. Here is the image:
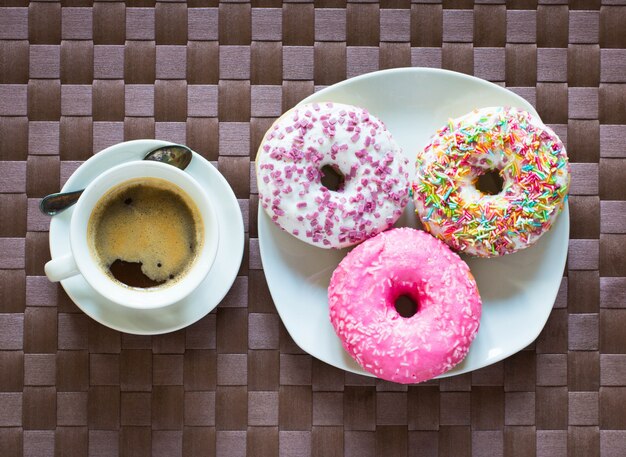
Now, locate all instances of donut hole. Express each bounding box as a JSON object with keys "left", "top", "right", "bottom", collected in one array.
[
  {"left": 476, "top": 169, "right": 504, "bottom": 195},
  {"left": 320, "top": 164, "right": 345, "bottom": 192},
  {"left": 394, "top": 294, "right": 419, "bottom": 318}
]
